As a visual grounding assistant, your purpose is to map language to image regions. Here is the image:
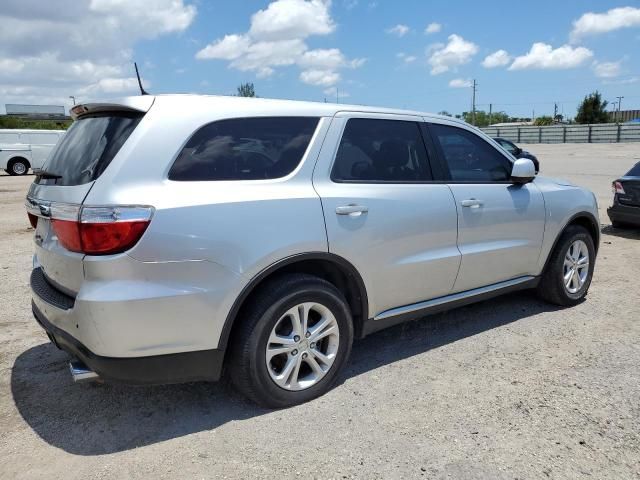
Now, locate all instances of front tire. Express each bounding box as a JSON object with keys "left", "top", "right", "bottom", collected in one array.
[
  {"left": 8, "top": 159, "right": 29, "bottom": 176},
  {"left": 537, "top": 225, "right": 595, "bottom": 306},
  {"left": 228, "top": 274, "right": 354, "bottom": 408}
]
